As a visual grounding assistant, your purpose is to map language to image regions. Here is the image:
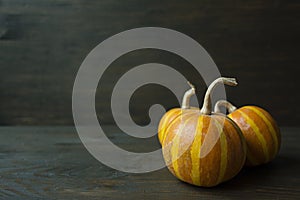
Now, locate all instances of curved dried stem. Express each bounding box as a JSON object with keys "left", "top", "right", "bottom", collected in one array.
[
  {"left": 181, "top": 82, "right": 196, "bottom": 109},
  {"left": 214, "top": 100, "right": 237, "bottom": 113},
  {"left": 200, "top": 77, "right": 237, "bottom": 115}
]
